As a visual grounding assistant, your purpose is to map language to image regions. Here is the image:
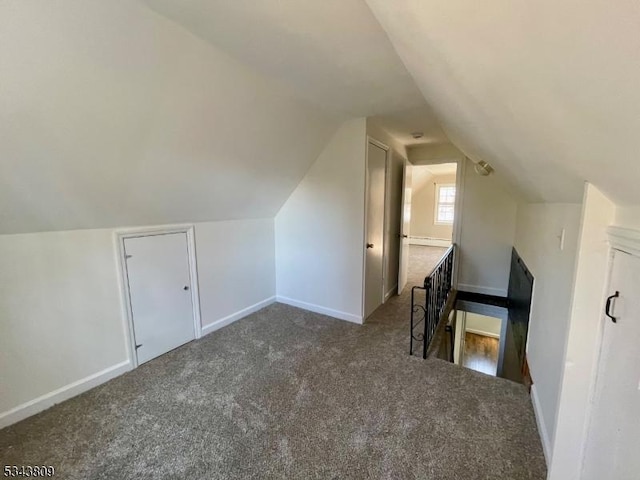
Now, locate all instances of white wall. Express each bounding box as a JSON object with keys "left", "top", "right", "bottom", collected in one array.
[
  {"left": 514, "top": 203, "right": 582, "bottom": 461},
  {"left": 194, "top": 219, "right": 276, "bottom": 333},
  {"left": 366, "top": 120, "right": 407, "bottom": 299},
  {"left": 408, "top": 143, "right": 464, "bottom": 164},
  {"left": 457, "top": 158, "right": 518, "bottom": 296},
  {"left": 465, "top": 312, "right": 502, "bottom": 338},
  {"left": 0, "top": 1, "right": 339, "bottom": 235},
  {"left": 0, "top": 218, "right": 276, "bottom": 427},
  {"left": 549, "top": 184, "right": 615, "bottom": 479},
  {"left": 275, "top": 118, "right": 367, "bottom": 323},
  {"left": 410, "top": 172, "right": 456, "bottom": 240},
  {"left": 0, "top": 229, "right": 128, "bottom": 417},
  {"left": 614, "top": 206, "right": 640, "bottom": 229}
]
